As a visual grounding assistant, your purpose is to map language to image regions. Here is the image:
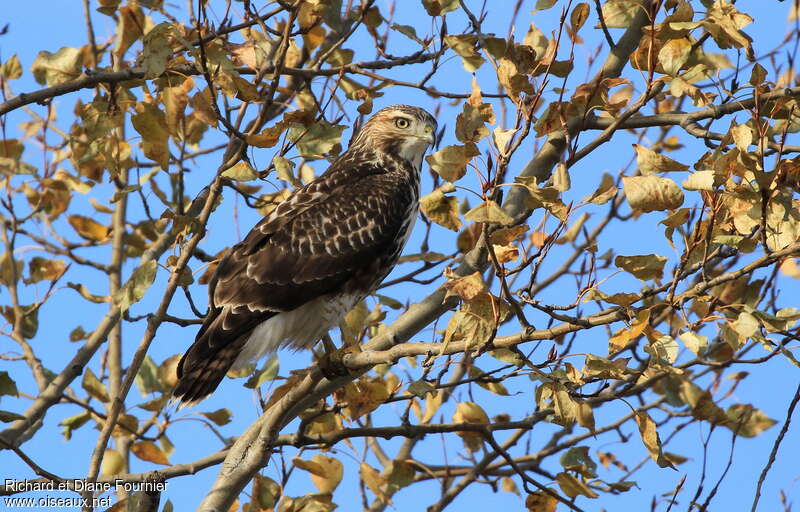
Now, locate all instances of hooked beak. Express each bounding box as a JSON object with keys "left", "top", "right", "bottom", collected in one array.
[{"left": 423, "top": 124, "right": 436, "bottom": 146}]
